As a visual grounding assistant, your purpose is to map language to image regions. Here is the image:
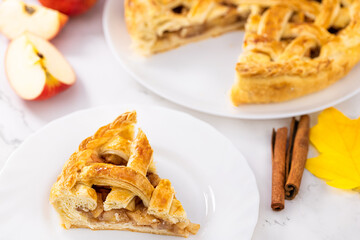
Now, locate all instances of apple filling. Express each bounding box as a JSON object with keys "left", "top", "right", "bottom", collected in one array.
[
  {"left": 84, "top": 202, "right": 199, "bottom": 235},
  {"left": 75, "top": 153, "right": 199, "bottom": 235},
  {"left": 158, "top": 5, "right": 249, "bottom": 40},
  {"left": 77, "top": 174, "right": 199, "bottom": 235}
]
